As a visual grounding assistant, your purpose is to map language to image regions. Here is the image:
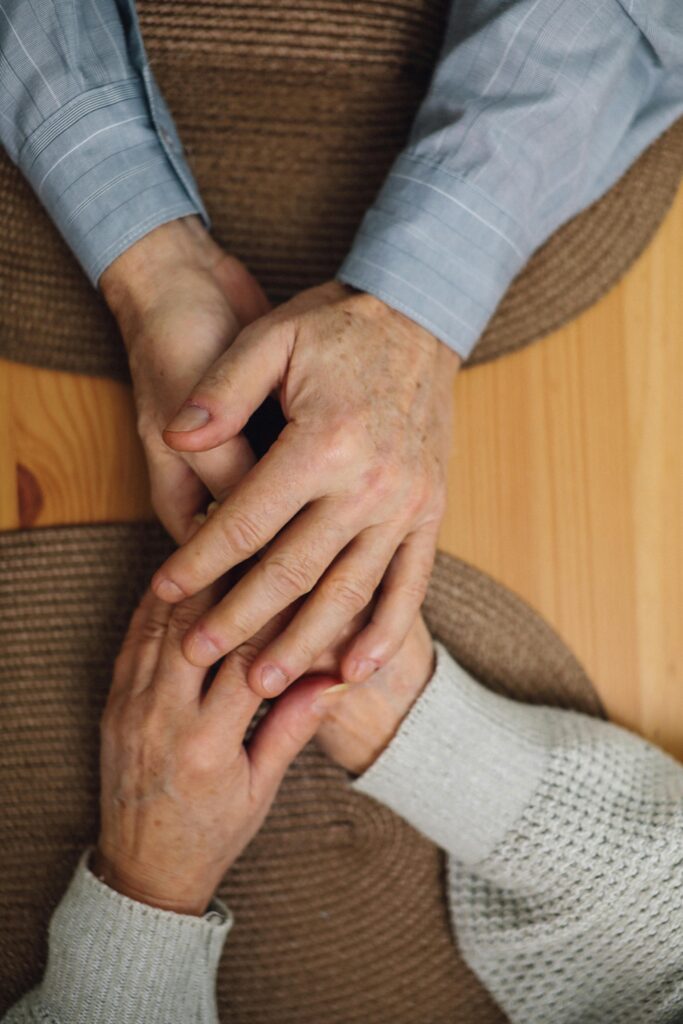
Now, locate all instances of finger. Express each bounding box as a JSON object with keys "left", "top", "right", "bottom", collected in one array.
[
  {"left": 247, "top": 525, "right": 400, "bottom": 697},
  {"left": 150, "top": 426, "right": 328, "bottom": 607},
  {"left": 162, "top": 319, "right": 292, "bottom": 453},
  {"left": 200, "top": 609, "right": 295, "bottom": 738},
  {"left": 148, "top": 455, "right": 210, "bottom": 545},
  {"left": 200, "top": 646, "right": 262, "bottom": 732},
  {"left": 180, "top": 498, "right": 359, "bottom": 670},
  {"left": 150, "top": 584, "right": 226, "bottom": 708},
  {"left": 340, "top": 527, "right": 437, "bottom": 683},
  {"left": 247, "top": 675, "right": 343, "bottom": 801},
  {"left": 110, "top": 588, "right": 174, "bottom": 698},
  {"left": 185, "top": 434, "right": 256, "bottom": 505}
]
